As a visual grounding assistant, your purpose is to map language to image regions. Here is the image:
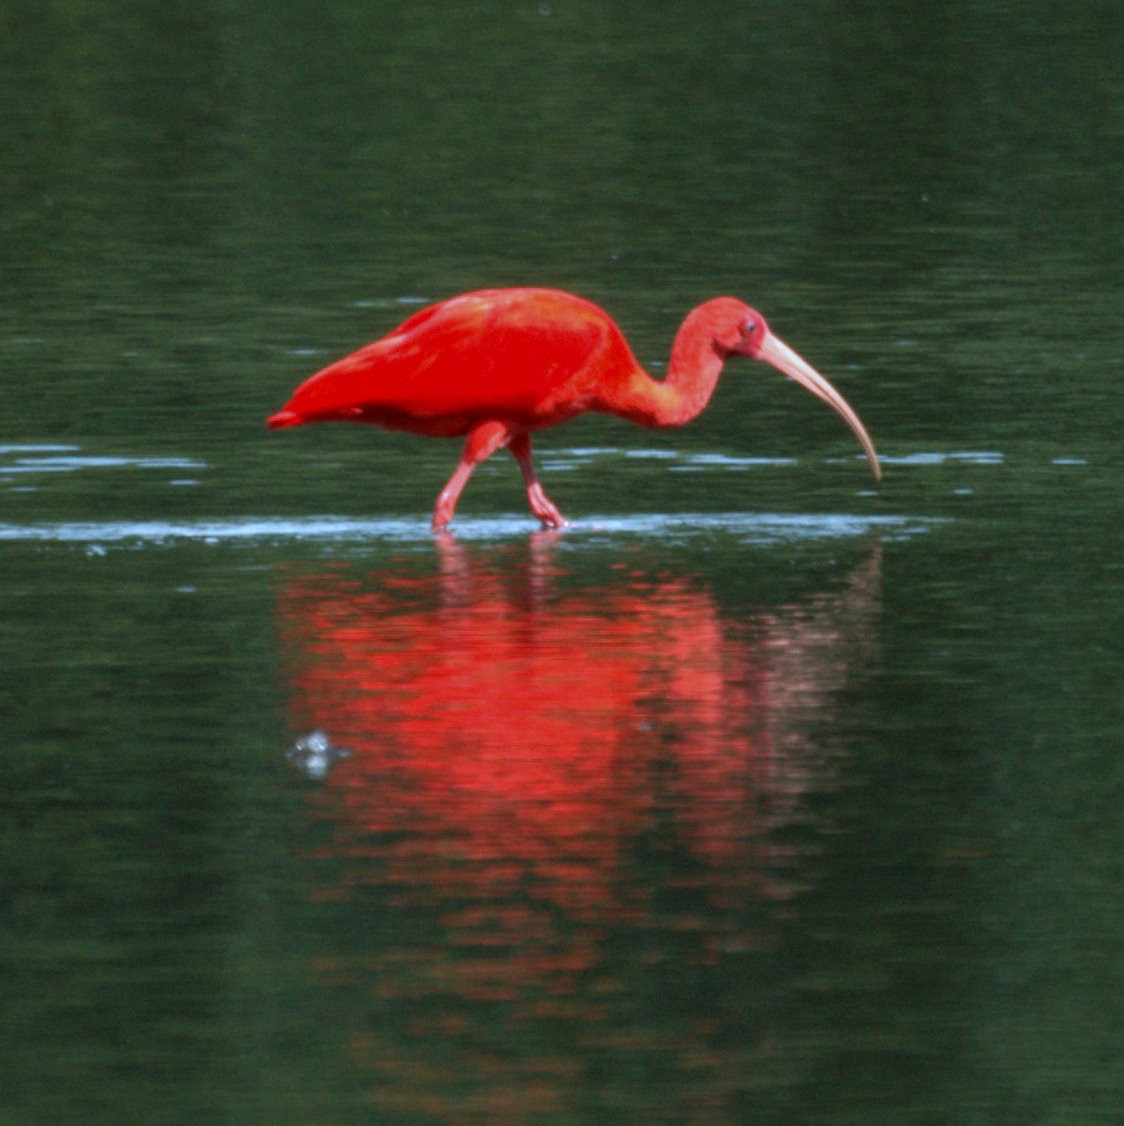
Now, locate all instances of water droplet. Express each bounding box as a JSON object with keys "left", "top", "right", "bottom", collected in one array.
[{"left": 287, "top": 730, "right": 351, "bottom": 781}]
